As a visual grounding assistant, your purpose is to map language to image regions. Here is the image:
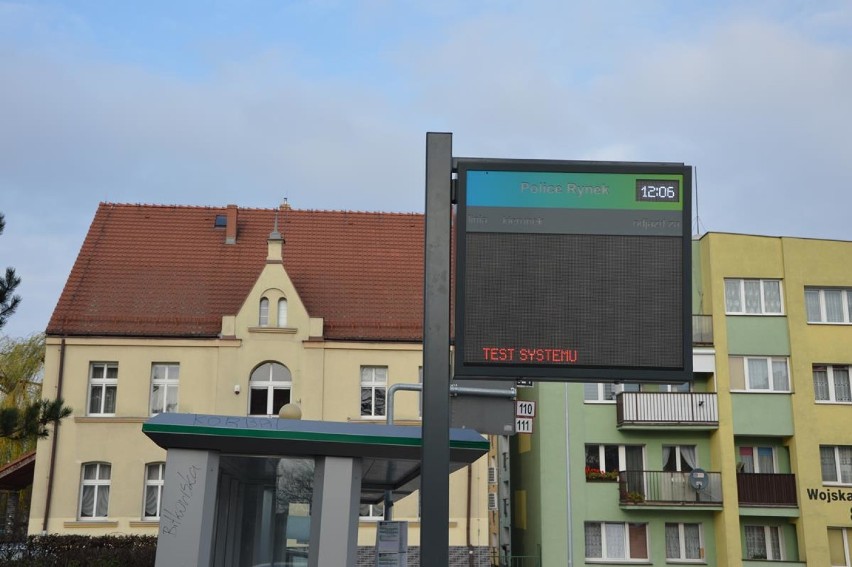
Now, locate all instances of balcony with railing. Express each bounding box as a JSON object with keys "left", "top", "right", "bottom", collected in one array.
[
  {"left": 618, "top": 470, "right": 723, "bottom": 508},
  {"left": 616, "top": 392, "right": 718, "bottom": 429},
  {"left": 737, "top": 473, "right": 798, "bottom": 507}
]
